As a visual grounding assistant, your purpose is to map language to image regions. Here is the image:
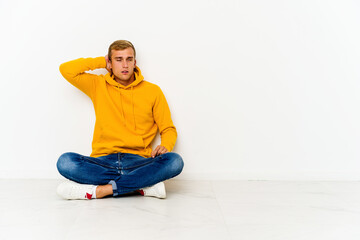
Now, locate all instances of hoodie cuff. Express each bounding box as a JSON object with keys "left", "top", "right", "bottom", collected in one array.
[{"left": 161, "top": 143, "right": 174, "bottom": 153}]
